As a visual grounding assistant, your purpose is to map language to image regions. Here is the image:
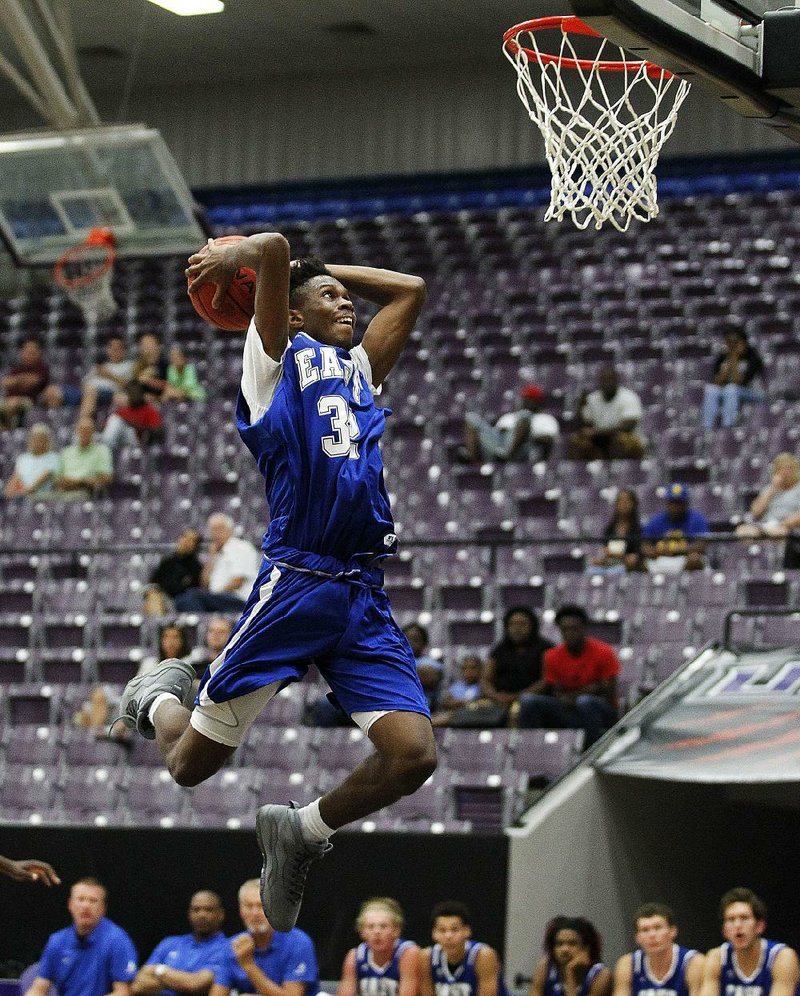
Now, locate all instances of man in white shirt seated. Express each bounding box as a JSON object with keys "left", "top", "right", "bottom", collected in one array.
[
  {"left": 461, "top": 383, "right": 559, "bottom": 464},
  {"left": 568, "top": 366, "right": 646, "bottom": 460},
  {"left": 175, "top": 512, "right": 261, "bottom": 613}
]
